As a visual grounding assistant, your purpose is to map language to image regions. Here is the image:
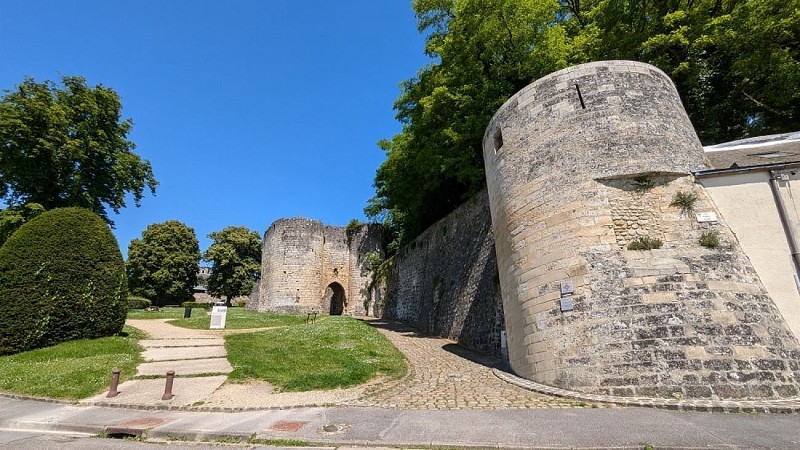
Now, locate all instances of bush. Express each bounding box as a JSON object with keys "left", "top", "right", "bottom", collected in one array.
[
  {"left": 180, "top": 301, "right": 212, "bottom": 309},
  {"left": 127, "top": 296, "right": 152, "bottom": 310},
  {"left": 0, "top": 208, "right": 127, "bottom": 355},
  {"left": 627, "top": 236, "right": 663, "bottom": 250},
  {"left": 699, "top": 231, "right": 720, "bottom": 249}
]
